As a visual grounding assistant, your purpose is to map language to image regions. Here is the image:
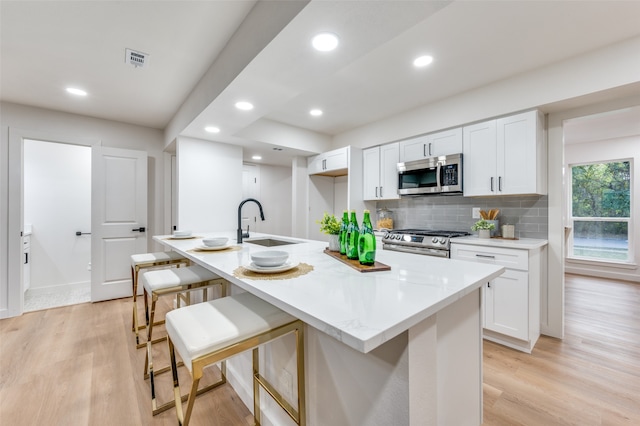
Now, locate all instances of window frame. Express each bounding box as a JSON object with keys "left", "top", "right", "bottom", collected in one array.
[{"left": 567, "top": 158, "right": 634, "bottom": 265}]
